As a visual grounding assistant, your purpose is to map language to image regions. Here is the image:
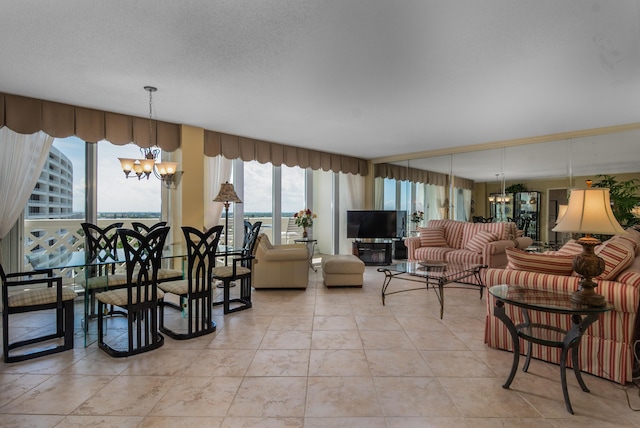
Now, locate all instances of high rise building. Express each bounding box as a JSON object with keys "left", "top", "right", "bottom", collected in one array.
[{"left": 25, "top": 146, "right": 73, "bottom": 219}]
